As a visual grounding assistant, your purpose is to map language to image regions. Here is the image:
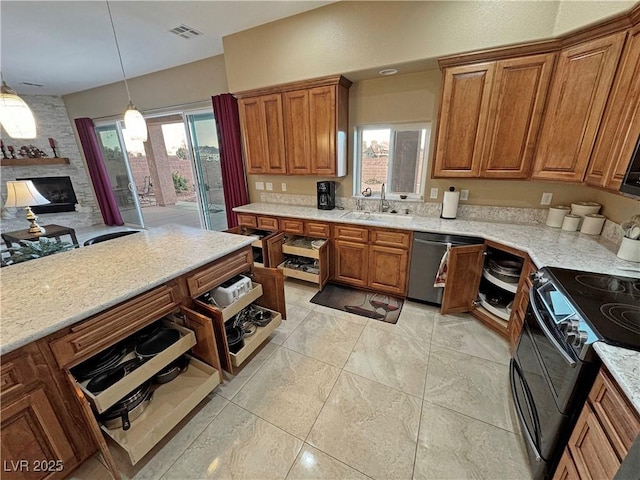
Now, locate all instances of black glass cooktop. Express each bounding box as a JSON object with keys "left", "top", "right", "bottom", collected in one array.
[{"left": 546, "top": 267, "right": 640, "bottom": 351}]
